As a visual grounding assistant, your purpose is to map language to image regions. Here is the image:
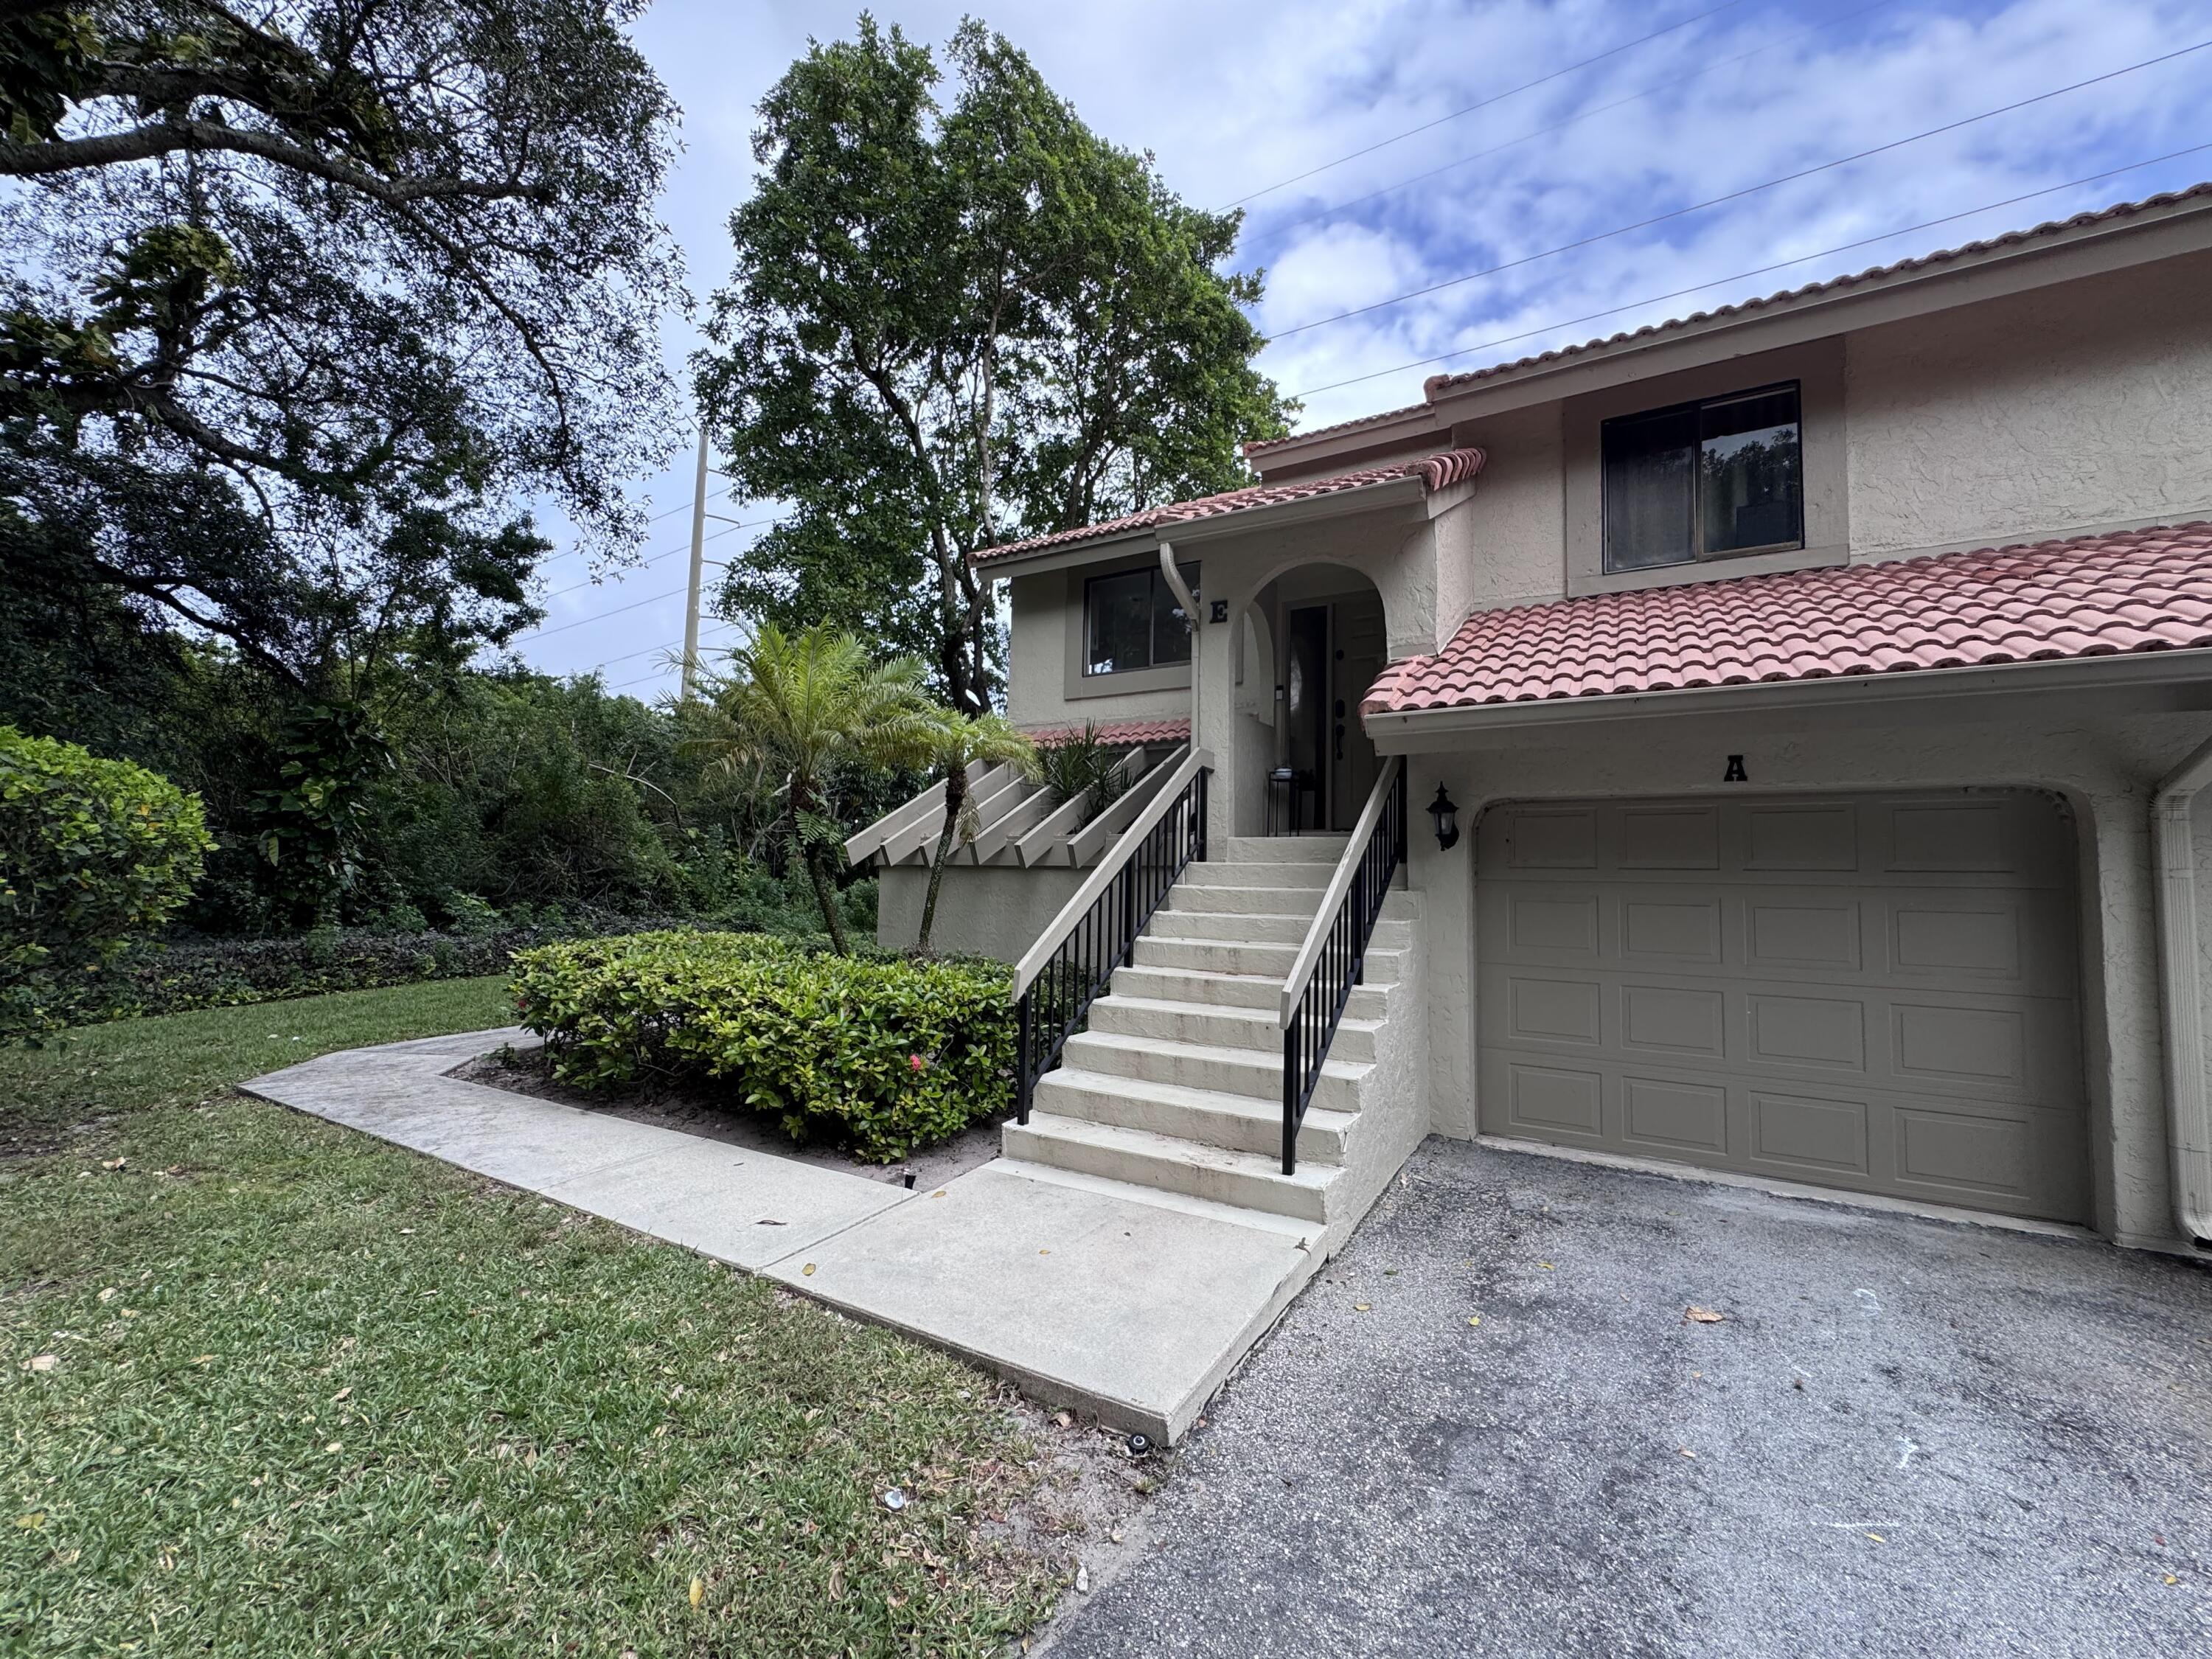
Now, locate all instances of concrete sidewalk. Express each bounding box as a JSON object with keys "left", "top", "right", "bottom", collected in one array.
[{"left": 244, "top": 1029, "right": 1321, "bottom": 1440}]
